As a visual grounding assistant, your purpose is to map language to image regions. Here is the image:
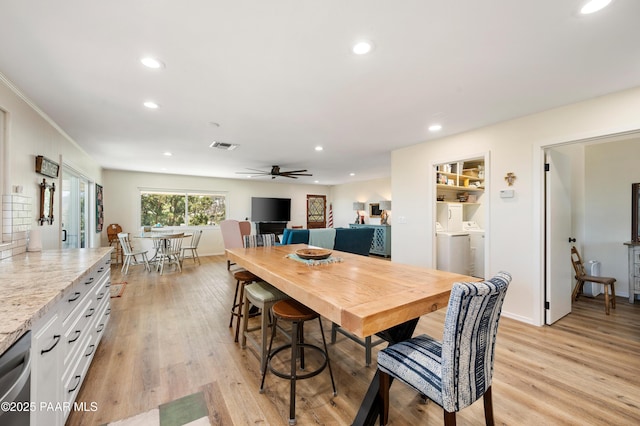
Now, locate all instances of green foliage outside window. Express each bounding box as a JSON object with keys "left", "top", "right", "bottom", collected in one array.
[{"left": 141, "top": 192, "right": 226, "bottom": 226}]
